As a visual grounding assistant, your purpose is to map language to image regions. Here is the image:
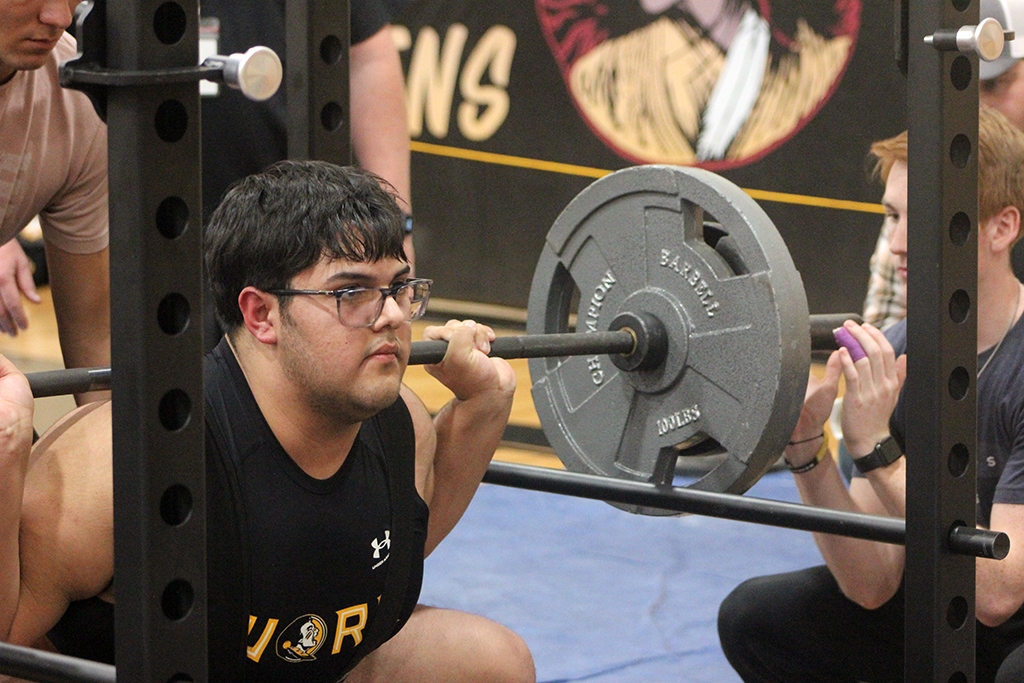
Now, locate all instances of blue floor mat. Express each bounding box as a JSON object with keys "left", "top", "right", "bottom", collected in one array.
[{"left": 420, "top": 470, "right": 823, "bottom": 683}]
